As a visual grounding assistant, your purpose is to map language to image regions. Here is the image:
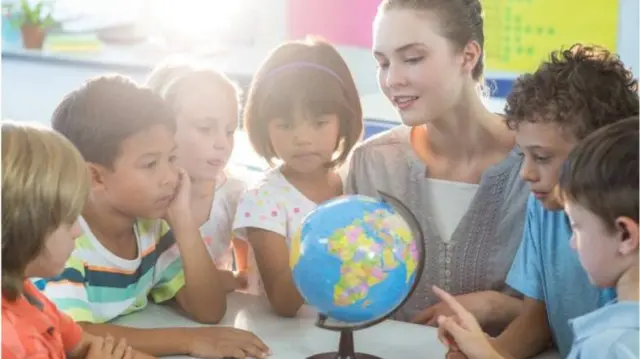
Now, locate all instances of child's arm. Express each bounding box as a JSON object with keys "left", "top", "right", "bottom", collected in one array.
[
  {"left": 70, "top": 332, "right": 152, "bottom": 359},
  {"left": 77, "top": 325, "right": 190, "bottom": 357},
  {"left": 493, "top": 198, "right": 554, "bottom": 359},
  {"left": 166, "top": 169, "right": 227, "bottom": 324},
  {"left": 248, "top": 228, "right": 304, "bottom": 317},
  {"left": 232, "top": 237, "right": 250, "bottom": 288},
  {"left": 78, "top": 323, "right": 269, "bottom": 358},
  {"left": 412, "top": 290, "right": 522, "bottom": 329},
  {"left": 492, "top": 298, "right": 552, "bottom": 359},
  {"left": 40, "top": 279, "right": 149, "bottom": 359},
  {"left": 232, "top": 185, "right": 303, "bottom": 316},
  {"left": 216, "top": 238, "right": 251, "bottom": 293},
  {"left": 233, "top": 237, "right": 249, "bottom": 273}
]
